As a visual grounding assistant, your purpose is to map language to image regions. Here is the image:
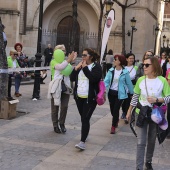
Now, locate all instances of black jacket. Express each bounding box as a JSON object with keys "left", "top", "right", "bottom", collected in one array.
[
  {"left": 162, "top": 59, "right": 169, "bottom": 77},
  {"left": 70, "top": 63, "right": 102, "bottom": 103}
]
